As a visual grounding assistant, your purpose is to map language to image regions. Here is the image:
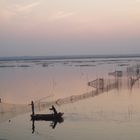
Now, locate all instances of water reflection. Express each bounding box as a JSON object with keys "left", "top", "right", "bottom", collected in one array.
[
  {"left": 31, "top": 117, "right": 64, "bottom": 133},
  {"left": 0, "top": 64, "right": 140, "bottom": 124},
  {"left": 0, "top": 103, "right": 30, "bottom": 123}
]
